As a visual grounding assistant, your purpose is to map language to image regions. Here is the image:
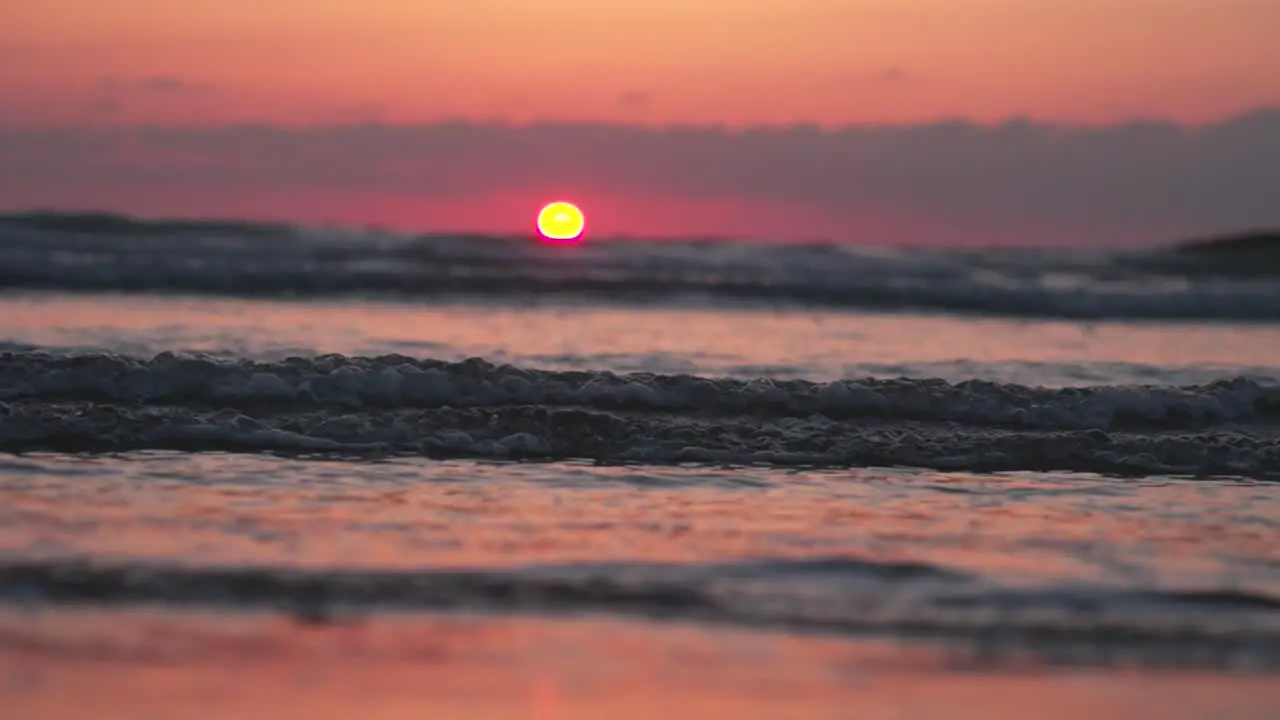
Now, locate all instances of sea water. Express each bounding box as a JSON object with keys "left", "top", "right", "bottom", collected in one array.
[{"left": 0, "top": 213, "right": 1277, "bottom": 718}]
